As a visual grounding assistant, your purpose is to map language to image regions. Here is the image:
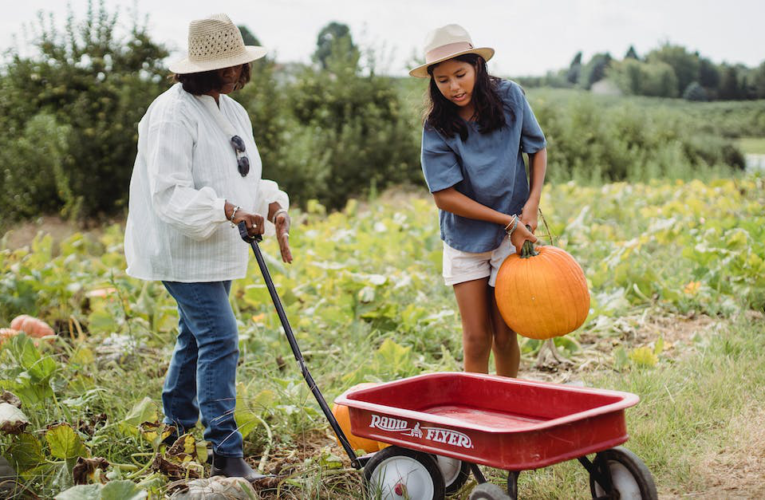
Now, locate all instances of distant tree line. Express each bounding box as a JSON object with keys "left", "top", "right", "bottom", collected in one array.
[
  {"left": 514, "top": 44, "right": 765, "bottom": 102},
  {"left": 0, "top": 2, "right": 751, "bottom": 229}
]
